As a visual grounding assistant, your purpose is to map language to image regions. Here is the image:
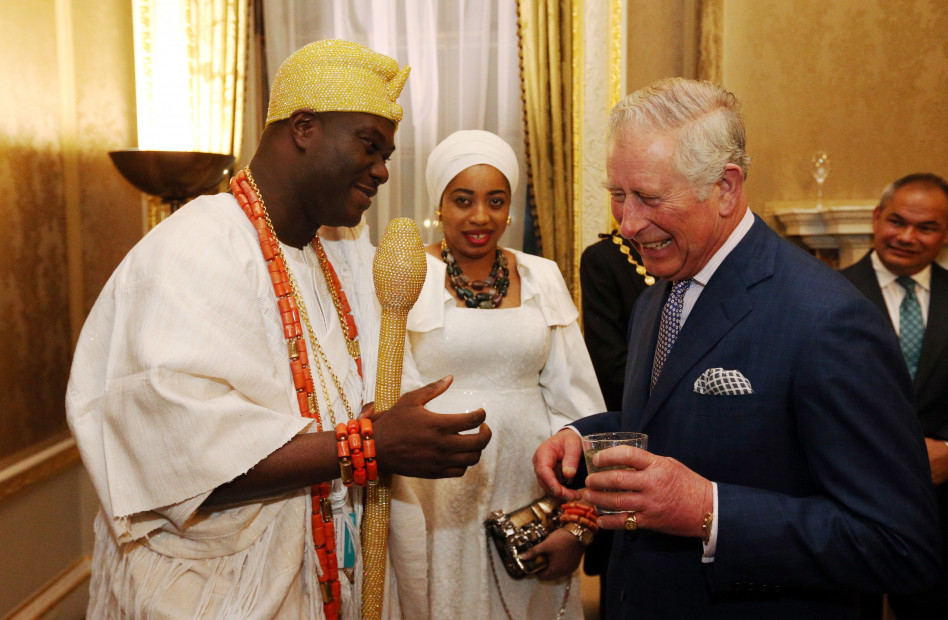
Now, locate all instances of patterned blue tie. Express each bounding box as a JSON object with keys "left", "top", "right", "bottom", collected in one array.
[
  {"left": 651, "top": 279, "right": 692, "bottom": 389},
  {"left": 897, "top": 276, "right": 924, "bottom": 379}
]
